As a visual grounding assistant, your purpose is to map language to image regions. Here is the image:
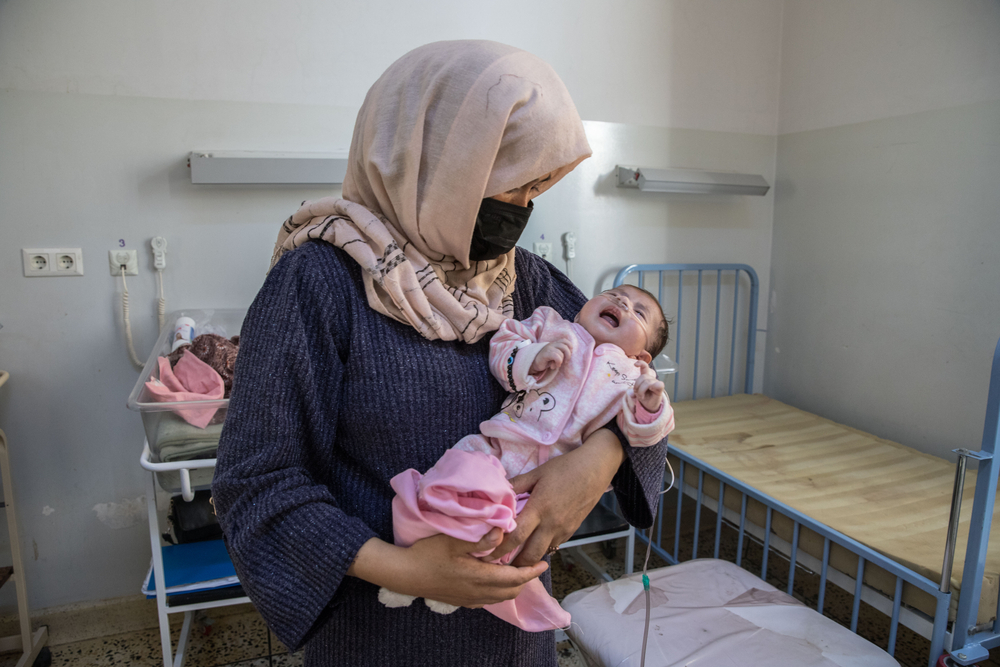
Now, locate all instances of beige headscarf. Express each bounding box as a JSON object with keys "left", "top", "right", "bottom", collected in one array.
[{"left": 270, "top": 40, "right": 591, "bottom": 343}]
